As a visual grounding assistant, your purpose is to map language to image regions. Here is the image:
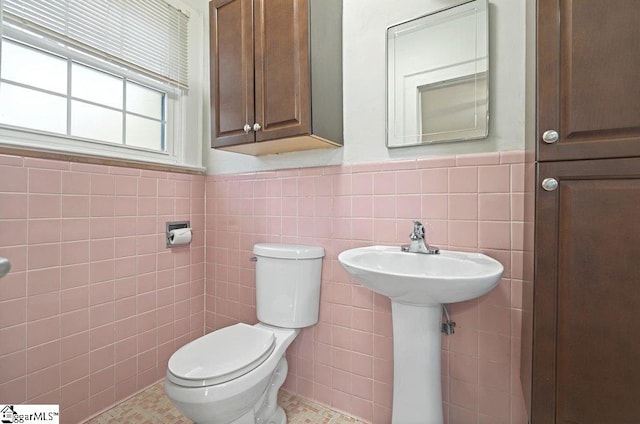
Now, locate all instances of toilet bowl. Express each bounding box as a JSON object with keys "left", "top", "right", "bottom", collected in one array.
[
  {"left": 164, "top": 323, "right": 298, "bottom": 424},
  {"left": 164, "top": 243, "right": 325, "bottom": 424}
]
